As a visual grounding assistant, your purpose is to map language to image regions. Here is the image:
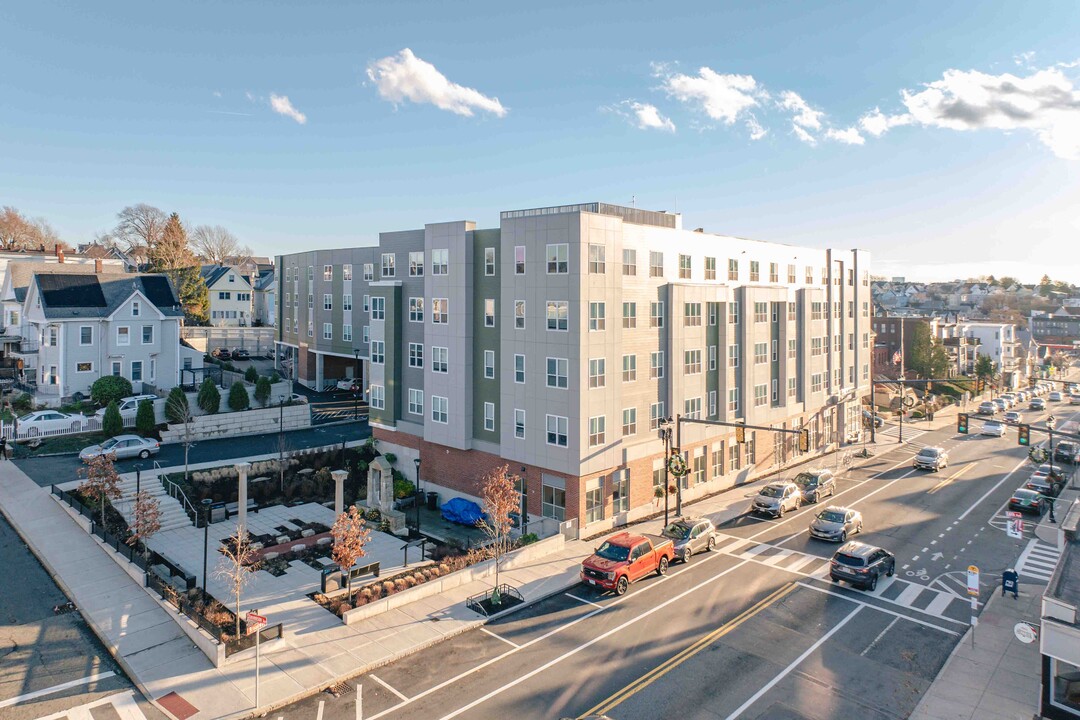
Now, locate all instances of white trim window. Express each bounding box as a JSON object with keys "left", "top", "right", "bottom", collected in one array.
[
  {"left": 142, "top": 325, "right": 154, "bottom": 344},
  {"left": 432, "top": 346, "right": 448, "bottom": 373},
  {"left": 588, "top": 244, "right": 606, "bottom": 274},
  {"left": 546, "top": 357, "right": 568, "bottom": 389},
  {"left": 370, "top": 340, "right": 384, "bottom": 364},
  {"left": 130, "top": 361, "right": 143, "bottom": 382},
  {"left": 589, "top": 302, "right": 606, "bottom": 331},
  {"left": 370, "top": 297, "right": 385, "bottom": 321},
  {"left": 431, "top": 249, "right": 449, "bottom": 275},
  {"left": 409, "top": 251, "right": 424, "bottom": 277},
  {"left": 546, "top": 301, "right": 568, "bottom": 331},
  {"left": 514, "top": 300, "right": 525, "bottom": 329},
  {"left": 363, "top": 263, "right": 374, "bottom": 281},
  {"left": 117, "top": 326, "right": 130, "bottom": 346},
  {"left": 650, "top": 302, "right": 664, "bottom": 328},
  {"left": 514, "top": 409, "right": 526, "bottom": 439},
  {"left": 132, "top": 301, "right": 140, "bottom": 317},
  {"left": 408, "top": 389, "right": 423, "bottom": 415},
  {"left": 370, "top": 385, "right": 385, "bottom": 410},
  {"left": 381, "top": 253, "right": 395, "bottom": 278},
  {"left": 323, "top": 323, "right": 333, "bottom": 340},
  {"left": 484, "top": 247, "right": 496, "bottom": 276},
  {"left": 432, "top": 298, "right": 448, "bottom": 324},
  {"left": 431, "top": 396, "right": 448, "bottom": 424},
  {"left": 622, "top": 354, "right": 636, "bottom": 382},
  {"left": 324, "top": 265, "right": 333, "bottom": 281},
  {"left": 514, "top": 246, "right": 525, "bottom": 274},
  {"left": 484, "top": 299, "right": 495, "bottom": 327},
  {"left": 650, "top": 402, "right": 665, "bottom": 431},
  {"left": 343, "top": 324, "right": 352, "bottom": 342},
  {"left": 76, "top": 361, "right": 94, "bottom": 373},
  {"left": 546, "top": 243, "right": 569, "bottom": 274},
  {"left": 324, "top": 294, "right": 332, "bottom": 310},
  {"left": 650, "top": 351, "right": 664, "bottom": 379},
  {"left": 484, "top": 350, "right": 495, "bottom": 379},
  {"left": 343, "top": 264, "right": 352, "bottom": 281},
  {"left": 484, "top": 402, "right": 495, "bottom": 431},
  {"left": 408, "top": 343, "right": 423, "bottom": 368},
  {"left": 409, "top": 297, "right": 423, "bottom": 323},
  {"left": 343, "top": 294, "right": 353, "bottom": 311},
  {"left": 546, "top": 414, "right": 568, "bottom": 447},
  {"left": 588, "top": 358, "right": 606, "bottom": 388},
  {"left": 79, "top": 326, "right": 93, "bottom": 345},
  {"left": 589, "top": 415, "right": 606, "bottom": 447},
  {"left": 514, "top": 354, "right": 525, "bottom": 383},
  {"left": 622, "top": 407, "right": 637, "bottom": 436}
]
